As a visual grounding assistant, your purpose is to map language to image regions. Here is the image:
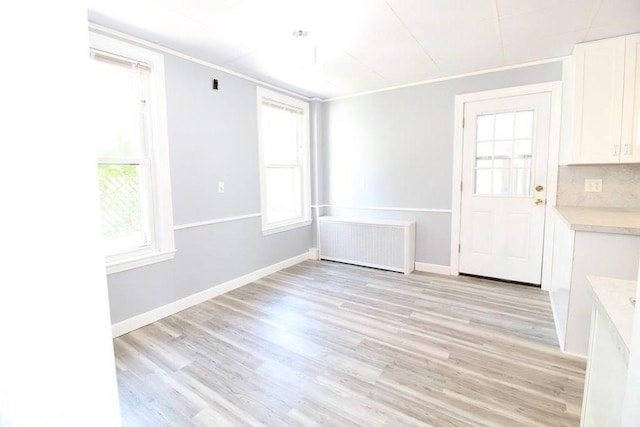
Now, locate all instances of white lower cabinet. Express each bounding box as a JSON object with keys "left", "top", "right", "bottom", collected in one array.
[
  {"left": 549, "top": 215, "right": 640, "bottom": 355},
  {"left": 581, "top": 307, "right": 628, "bottom": 426}
]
